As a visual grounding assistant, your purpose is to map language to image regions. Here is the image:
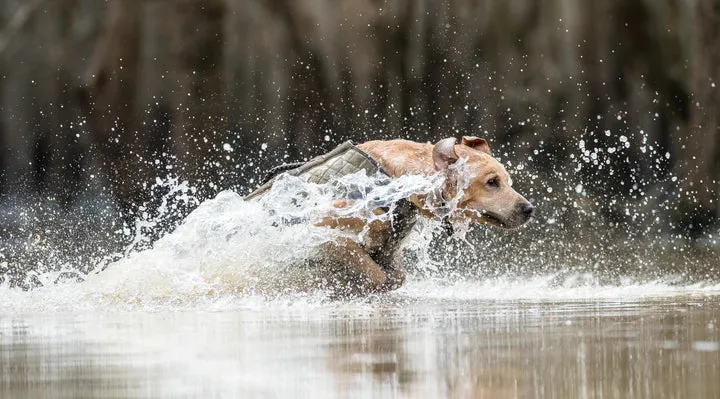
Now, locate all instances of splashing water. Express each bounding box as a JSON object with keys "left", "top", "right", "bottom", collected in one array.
[
  {"left": 0, "top": 168, "right": 447, "bottom": 309},
  {"left": 2, "top": 148, "right": 720, "bottom": 313}
]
